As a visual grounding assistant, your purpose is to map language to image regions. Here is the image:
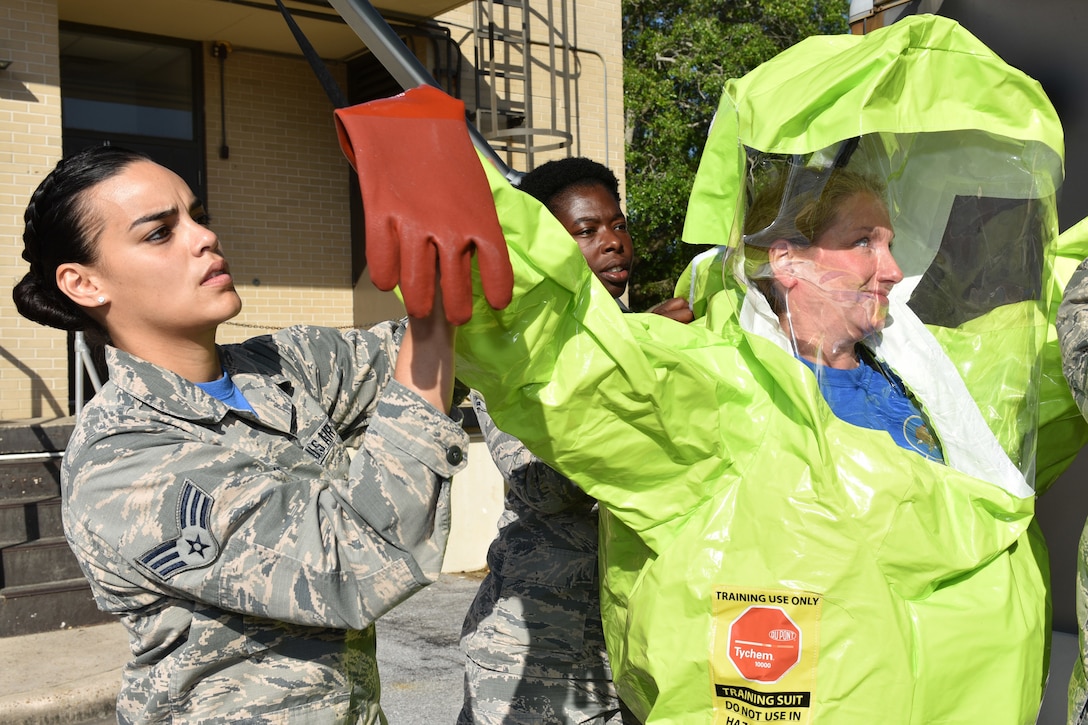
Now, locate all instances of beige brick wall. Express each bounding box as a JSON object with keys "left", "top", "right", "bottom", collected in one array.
[
  {"left": 204, "top": 48, "right": 359, "bottom": 347},
  {"left": 0, "top": 0, "right": 66, "bottom": 421}
]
